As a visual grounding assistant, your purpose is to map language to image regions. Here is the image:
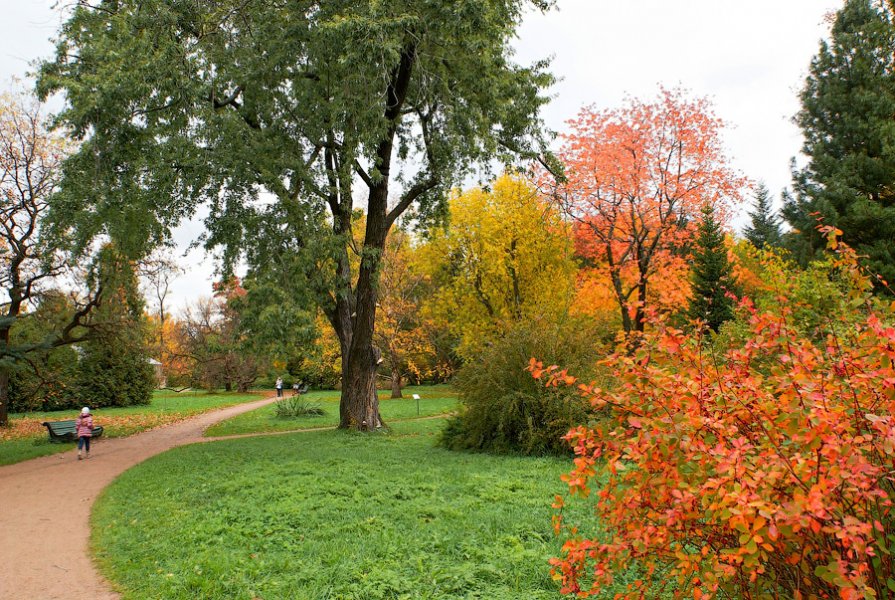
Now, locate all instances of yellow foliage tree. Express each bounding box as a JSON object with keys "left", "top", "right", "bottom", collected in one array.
[{"left": 419, "top": 175, "right": 577, "bottom": 359}]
